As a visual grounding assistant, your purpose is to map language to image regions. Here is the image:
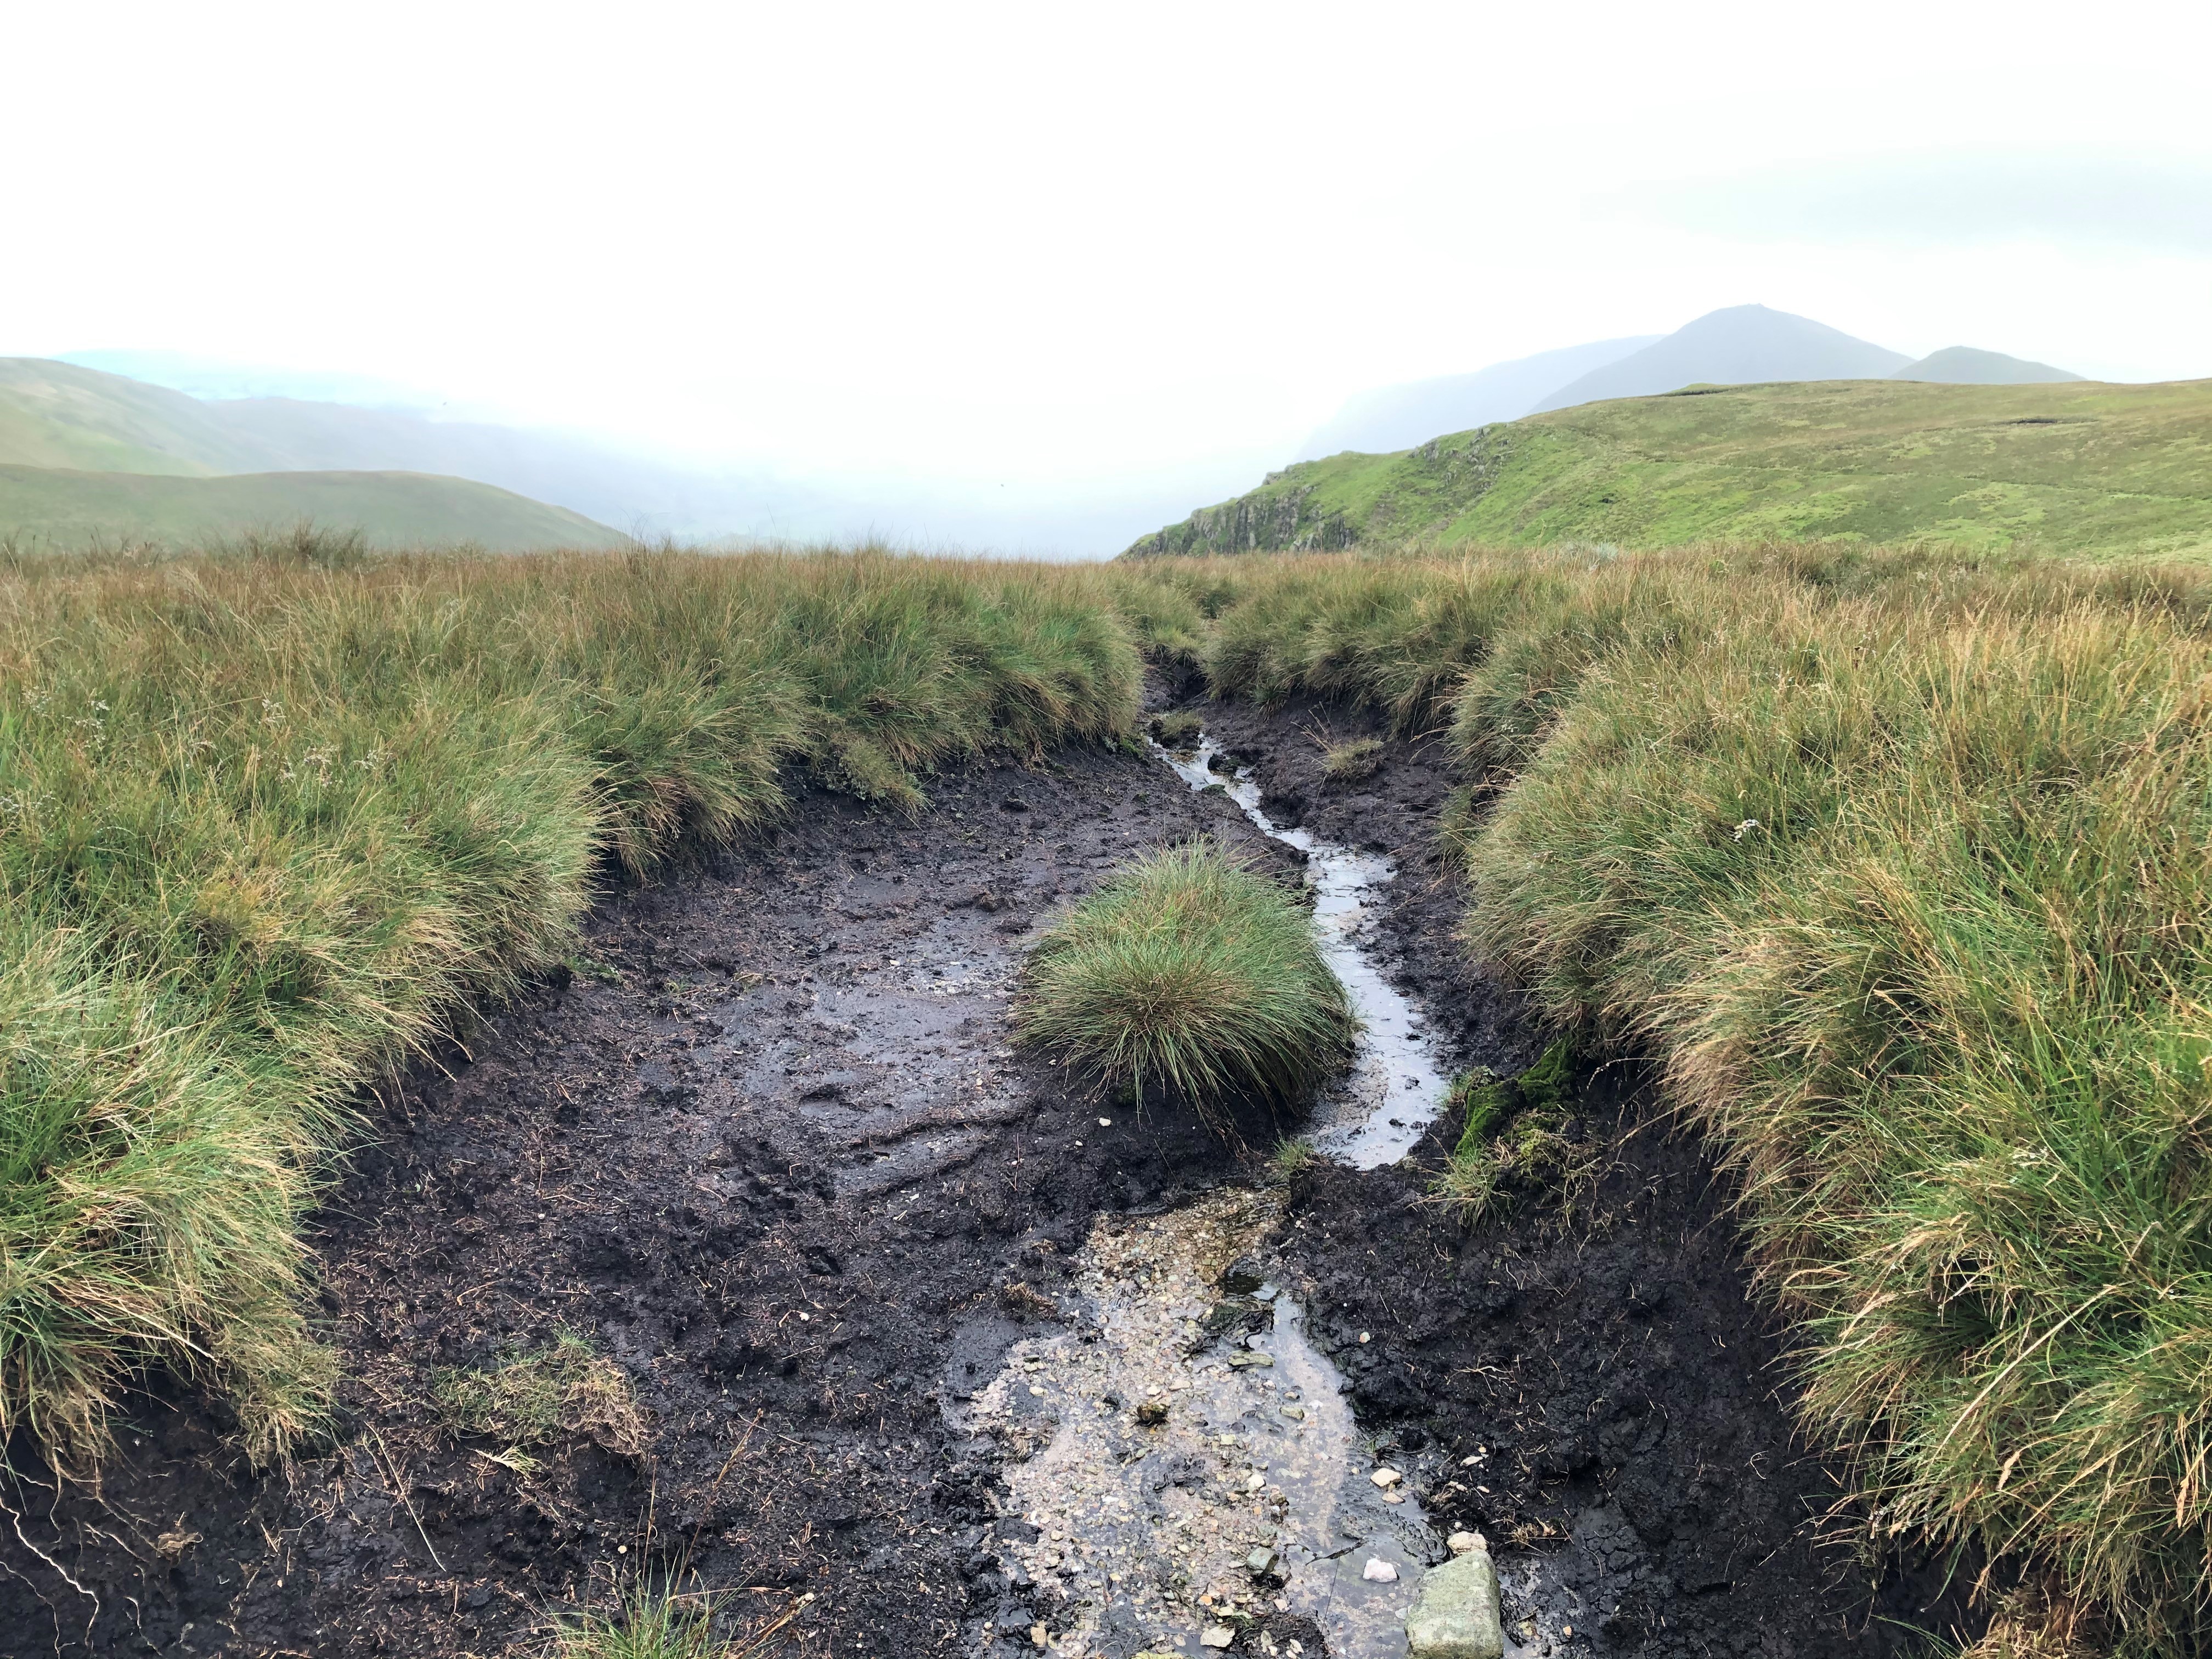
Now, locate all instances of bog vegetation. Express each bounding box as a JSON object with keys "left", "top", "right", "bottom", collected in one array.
[{"left": 5, "top": 529, "right": 2211, "bottom": 1655}]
